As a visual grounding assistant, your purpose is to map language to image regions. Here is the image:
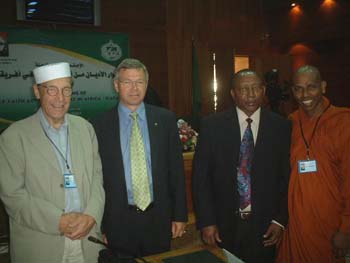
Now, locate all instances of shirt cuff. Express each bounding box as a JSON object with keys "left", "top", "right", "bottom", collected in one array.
[{"left": 271, "top": 220, "right": 285, "bottom": 229}]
